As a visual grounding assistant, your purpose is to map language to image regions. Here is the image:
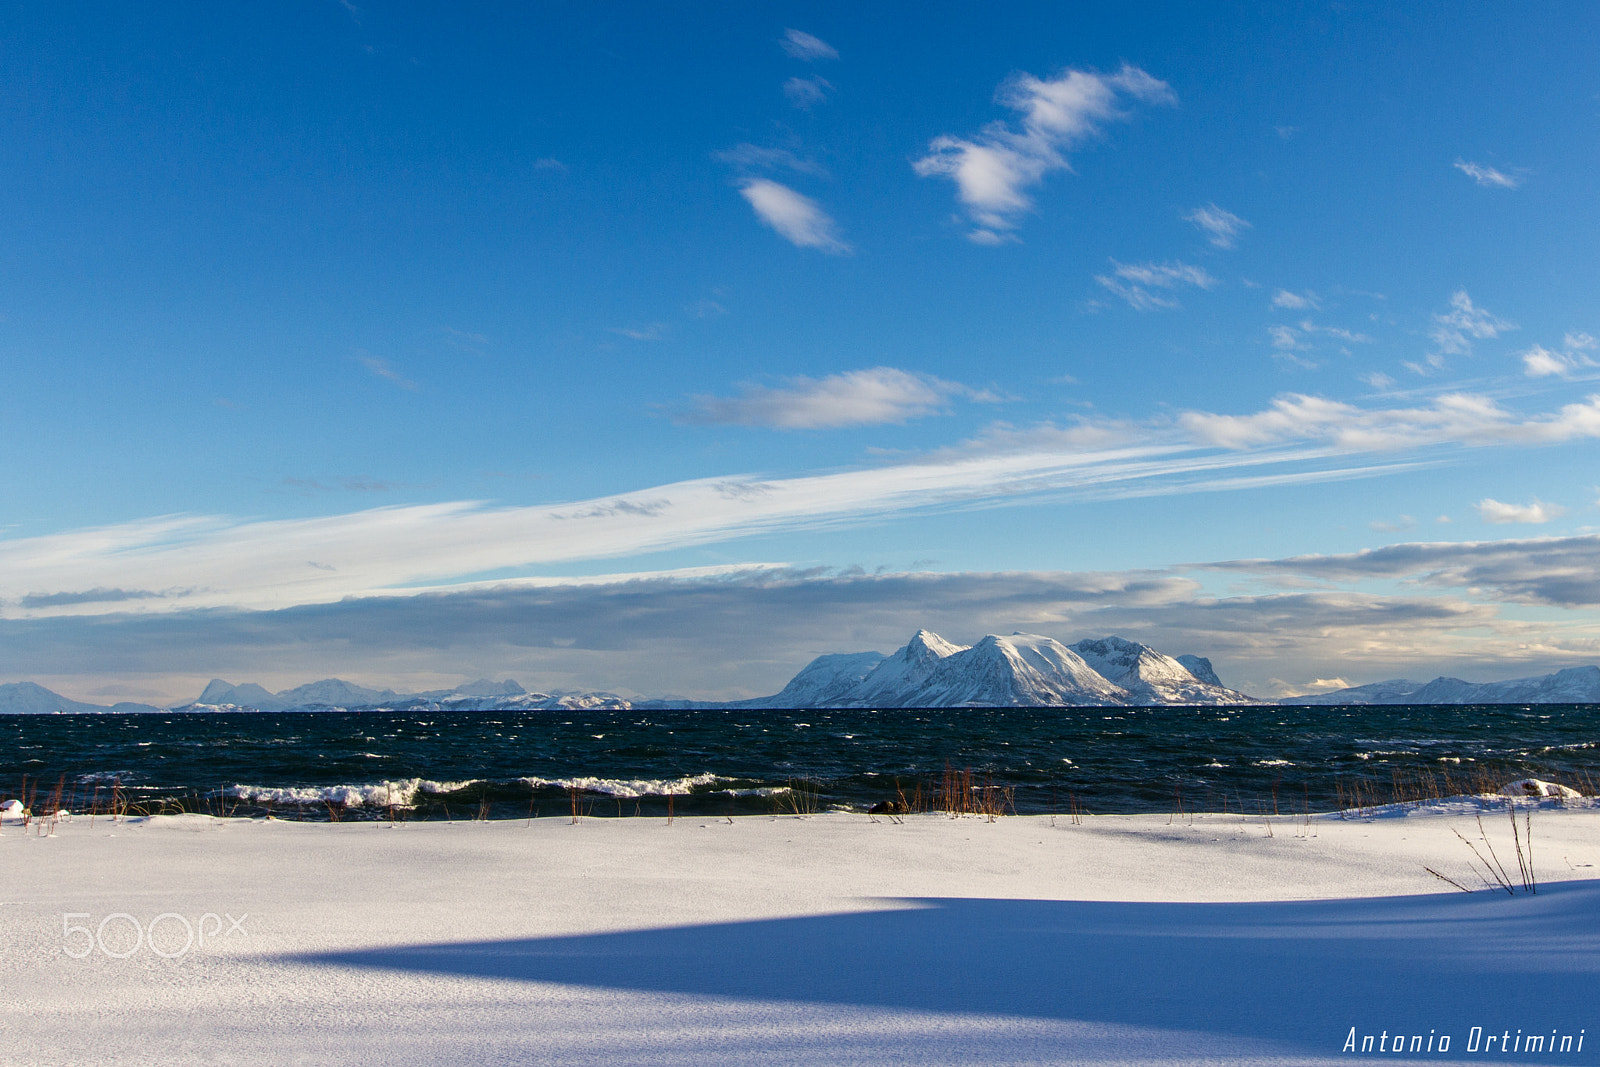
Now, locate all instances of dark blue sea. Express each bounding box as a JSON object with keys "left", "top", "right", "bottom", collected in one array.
[{"left": 3, "top": 704, "right": 1596, "bottom": 820}]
